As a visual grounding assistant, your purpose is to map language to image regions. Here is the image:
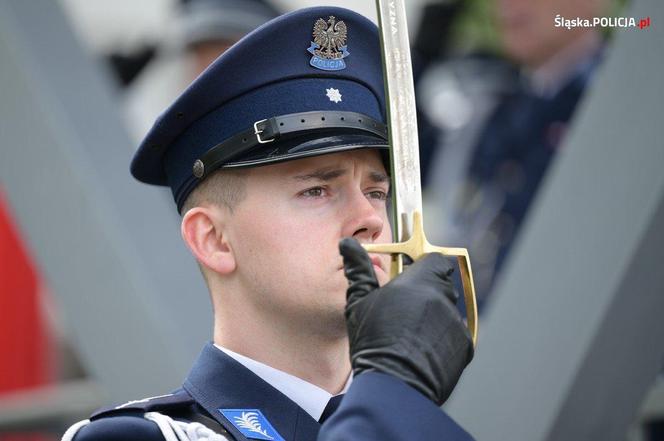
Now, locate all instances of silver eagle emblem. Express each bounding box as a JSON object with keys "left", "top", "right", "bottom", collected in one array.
[
  {"left": 312, "top": 16, "right": 347, "bottom": 60},
  {"left": 307, "top": 16, "right": 350, "bottom": 71}
]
